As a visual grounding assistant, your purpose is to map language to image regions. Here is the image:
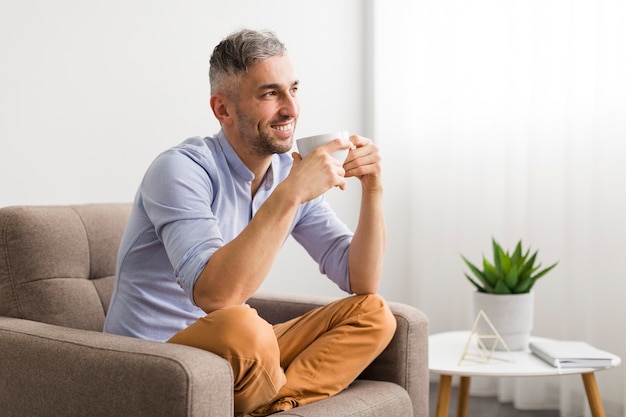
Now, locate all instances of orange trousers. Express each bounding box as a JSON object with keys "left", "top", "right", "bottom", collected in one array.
[{"left": 167, "top": 294, "right": 396, "bottom": 416}]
